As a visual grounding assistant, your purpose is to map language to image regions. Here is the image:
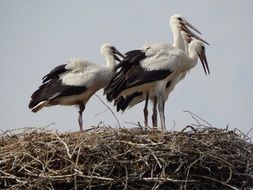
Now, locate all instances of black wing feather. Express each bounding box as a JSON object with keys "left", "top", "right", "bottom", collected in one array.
[
  {"left": 29, "top": 78, "right": 86, "bottom": 109},
  {"left": 105, "top": 50, "right": 146, "bottom": 101},
  {"left": 115, "top": 92, "right": 143, "bottom": 112},
  {"left": 127, "top": 67, "right": 172, "bottom": 88},
  {"left": 115, "top": 50, "right": 146, "bottom": 71},
  {"left": 42, "top": 64, "right": 67, "bottom": 83},
  {"left": 105, "top": 49, "right": 172, "bottom": 101},
  {"left": 105, "top": 66, "right": 171, "bottom": 101}
]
